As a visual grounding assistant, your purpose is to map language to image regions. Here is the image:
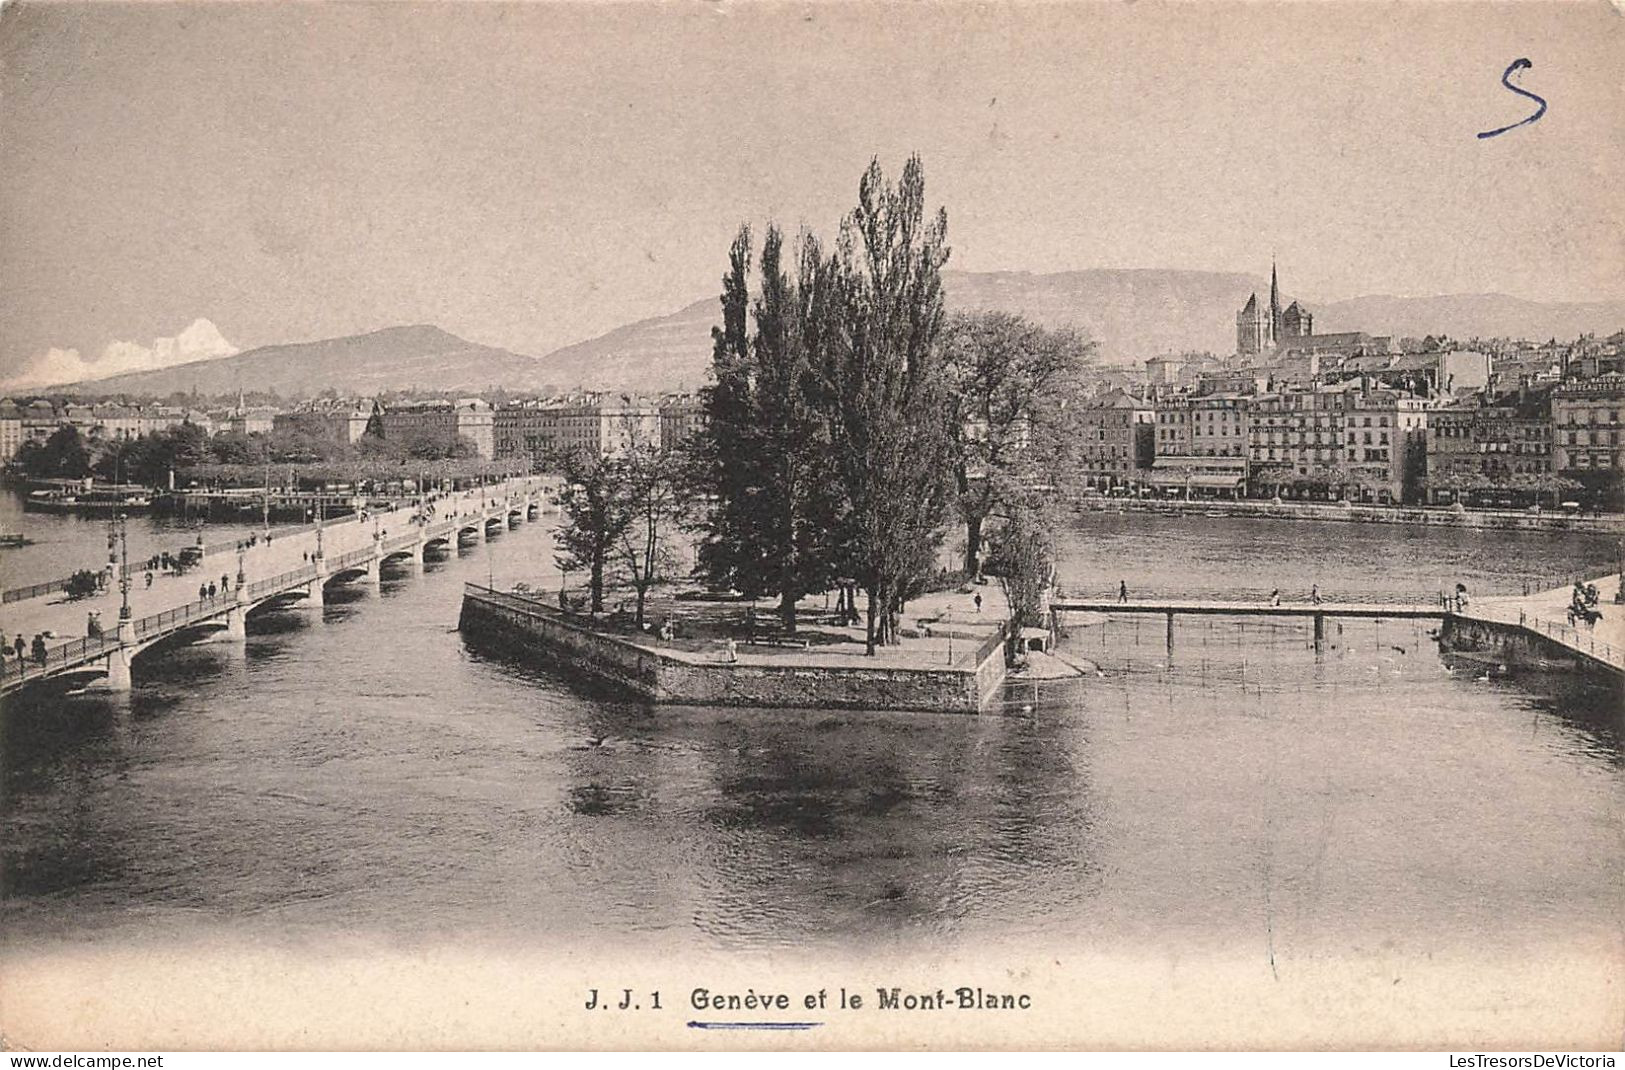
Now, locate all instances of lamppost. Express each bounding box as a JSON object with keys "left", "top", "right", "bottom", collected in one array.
[{"left": 117, "top": 511, "right": 131, "bottom": 622}]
